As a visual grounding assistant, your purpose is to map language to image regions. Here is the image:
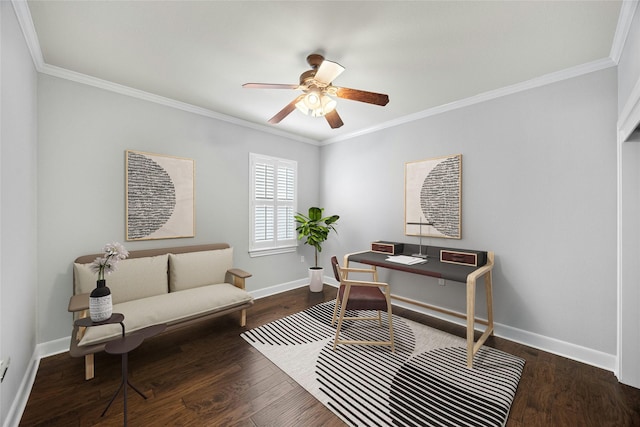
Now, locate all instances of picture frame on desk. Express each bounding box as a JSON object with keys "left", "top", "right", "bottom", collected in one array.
[{"left": 405, "top": 154, "right": 462, "bottom": 239}]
